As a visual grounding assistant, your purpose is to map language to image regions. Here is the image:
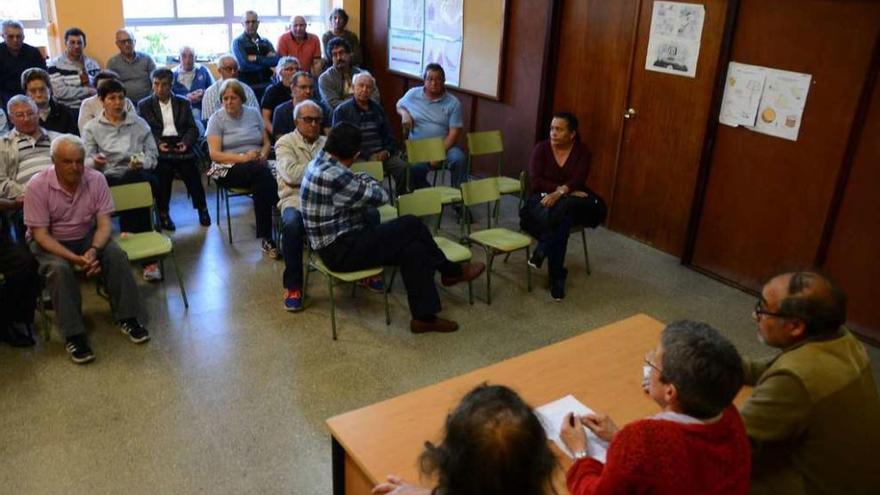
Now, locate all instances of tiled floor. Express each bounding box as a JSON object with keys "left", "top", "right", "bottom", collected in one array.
[{"left": 2, "top": 183, "right": 878, "bottom": 494}]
